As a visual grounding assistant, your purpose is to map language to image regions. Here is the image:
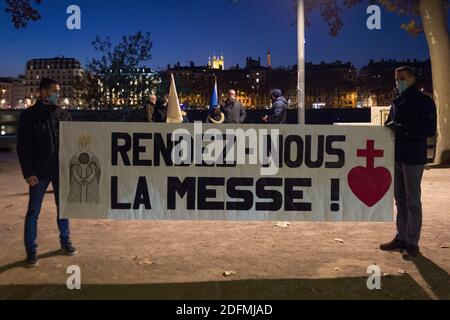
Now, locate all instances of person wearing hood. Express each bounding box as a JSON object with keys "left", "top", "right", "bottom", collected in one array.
[
  {"left": 207, "top": 106, "right": 225, "bottom": 124},
  {"left": 17, "top": 78, "right": 77, "bottom": 268},
  {"left": 380, "top": 66, "right": 437, "bottom": 261},
  {"left": 262, "top": 89, "right": 288, "bottom": 124}
]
